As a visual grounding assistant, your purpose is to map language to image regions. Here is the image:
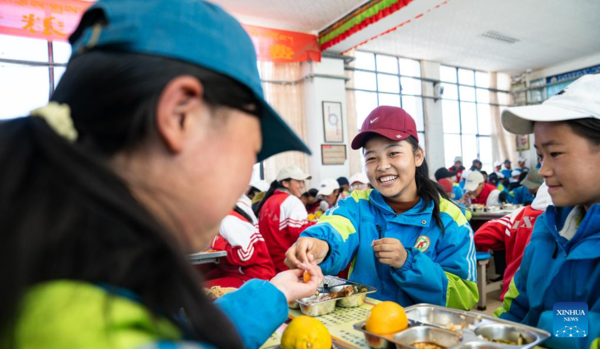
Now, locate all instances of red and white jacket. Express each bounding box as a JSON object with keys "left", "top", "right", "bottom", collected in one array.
[
  {"left": 258, "top": 189, "right": 313, "bottom": 272},
  {"left": 474, "top": 205, "right": 543, "bottom": 300},
  {"left": 210, "top": 196, "right": 276, "bottom": 282}
]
